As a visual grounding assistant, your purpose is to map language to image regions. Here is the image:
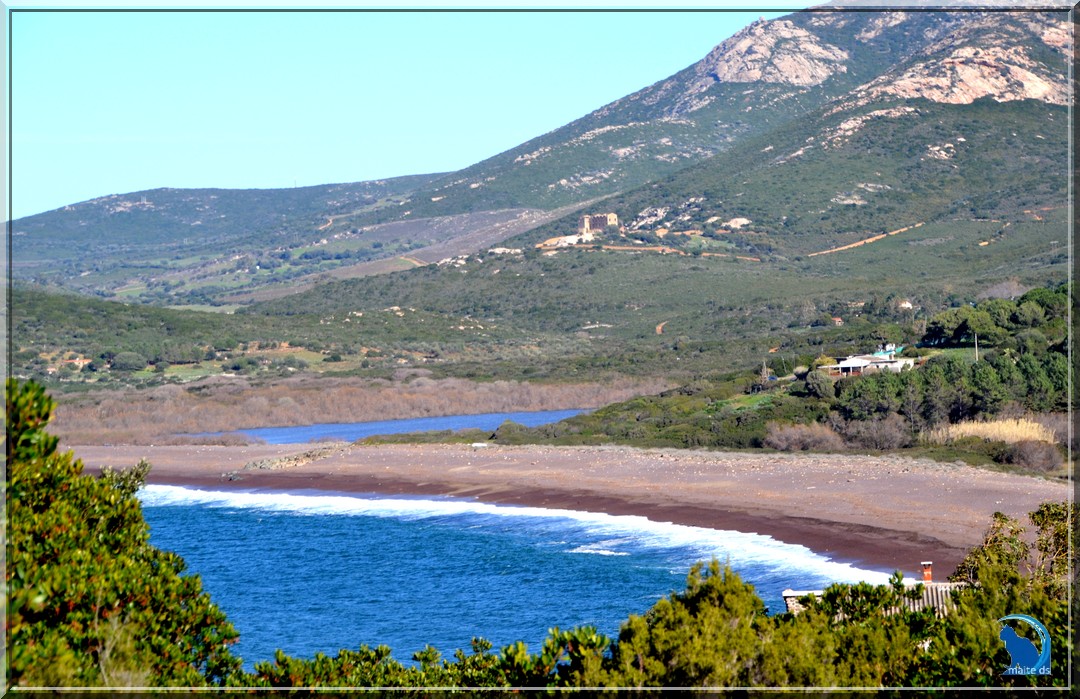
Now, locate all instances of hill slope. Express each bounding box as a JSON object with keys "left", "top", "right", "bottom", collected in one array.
[
  {"left": 11, "top": 175, "right": 443, "bottom": 303},
  {"left": 13, "top": 8, "right": 1069, "bottom": 307},
  {"left": 244, "top": 10, "right": 1069, "bottom": 338}
]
